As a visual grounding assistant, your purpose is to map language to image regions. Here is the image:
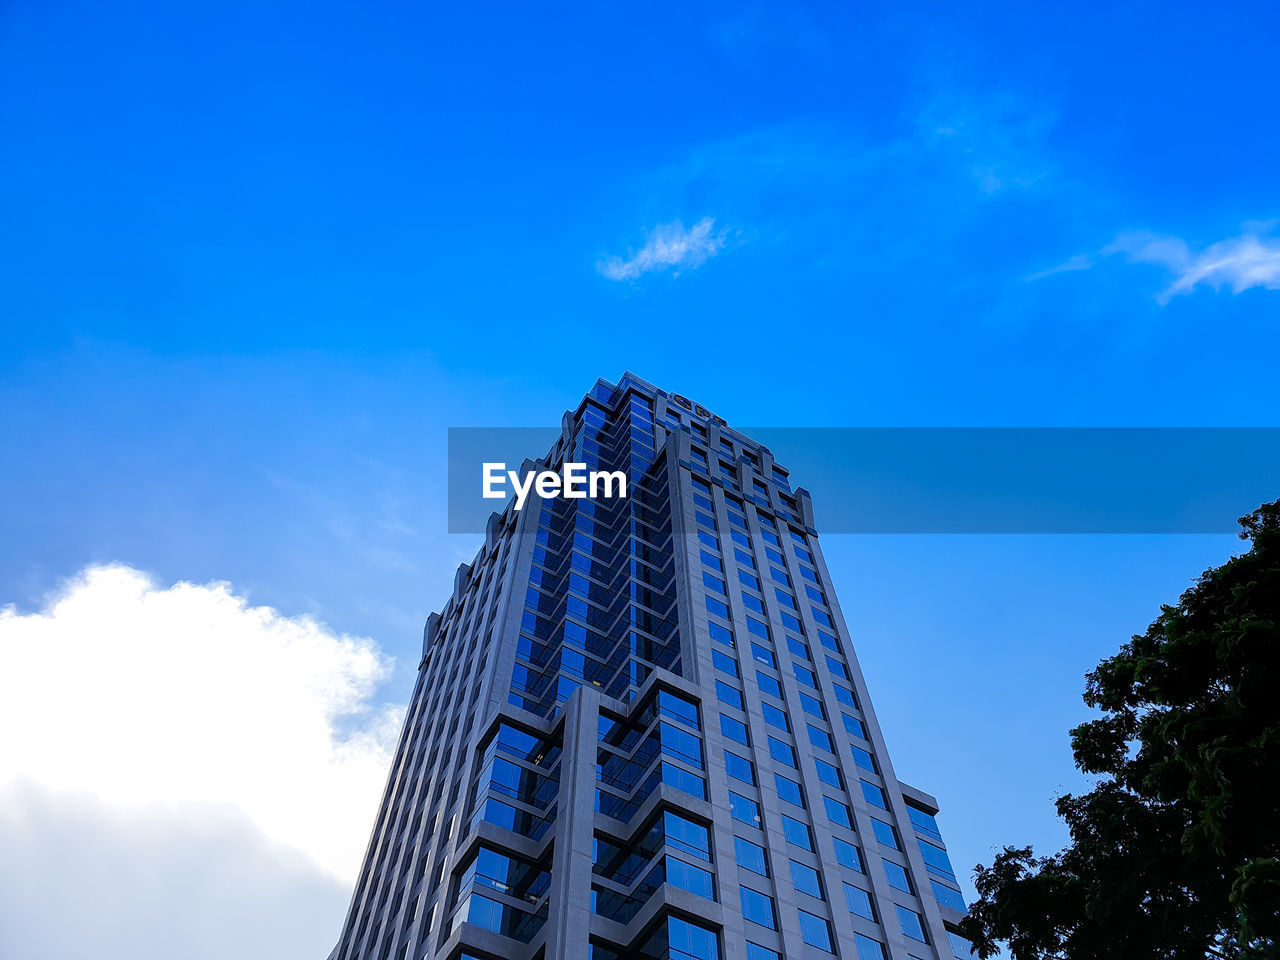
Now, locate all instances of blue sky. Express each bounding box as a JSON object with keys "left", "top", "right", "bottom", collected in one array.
[{"left": 1, "top": 1, "right": 1278, "bottom": 957}]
